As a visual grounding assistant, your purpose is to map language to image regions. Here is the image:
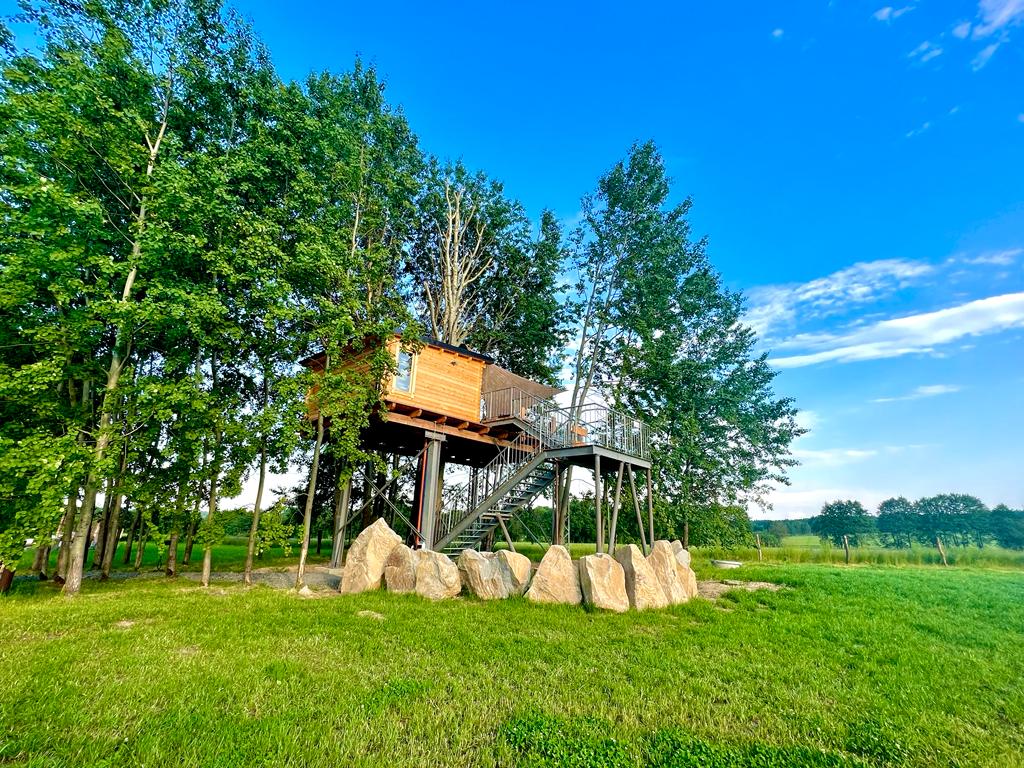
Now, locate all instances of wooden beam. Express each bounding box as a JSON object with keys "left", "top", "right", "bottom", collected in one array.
[
  {"left": 452, "top": 420, "right": 469, "bottom": 429},
  {"left": 626, "top": 465, "right": 648, "bottom": 555},
  {"left": 384, "top": 411, "right": 508, "bottom": 447},
  {"left": 594, "top": 454, "right": 603, "bottom": 554},
  {"left": 608, "top": 462, "right": 624, "bottom": 554},
  {"left": 497, "top": 516, "right": 516, "bottom": 553},
  {"left": 434, "top": 415, "right": 447, "bottom": 424},
  {"left": 408, "top": 408, "right": 422, "bottom": 418},
  {"left": 646, "top": 467, "right": 655, "bottom": 546}
]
